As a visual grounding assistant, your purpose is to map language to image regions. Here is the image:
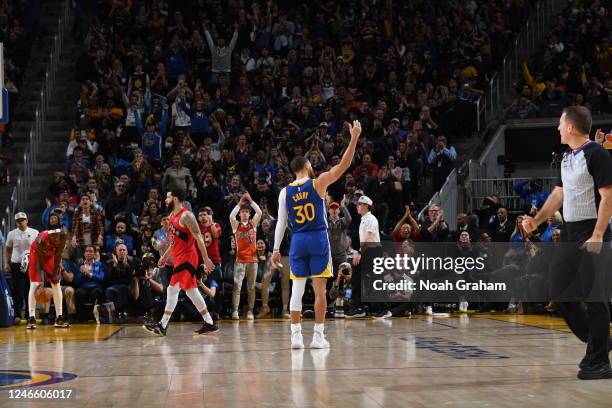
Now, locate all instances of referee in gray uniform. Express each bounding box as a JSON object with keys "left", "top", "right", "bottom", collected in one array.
[{"left": 523, "top": 106, "right": 612, "bottom": 380}]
